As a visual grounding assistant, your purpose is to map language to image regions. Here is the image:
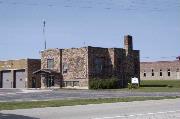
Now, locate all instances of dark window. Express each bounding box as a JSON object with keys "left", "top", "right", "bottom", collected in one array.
[
  {"left": 94, "top": 57, "right": 104, "bottom": 74},
  {"left": 47, "top": 59, "right": 54, "bottom": 69},
  {"left": 167, "top": 69, "right": 171, "bottom": 77},
  {"left": 152, "top": 69, "right": 154, "bottom": 76},
  {"left": 160, "top": 69, "right": 162, "bottom": 76},
  {"left": 177, "top": 68, "right": 179, "bottom": 72},
  {"left": 143, "top": 72, "right": 146, "bottom": 77}
]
